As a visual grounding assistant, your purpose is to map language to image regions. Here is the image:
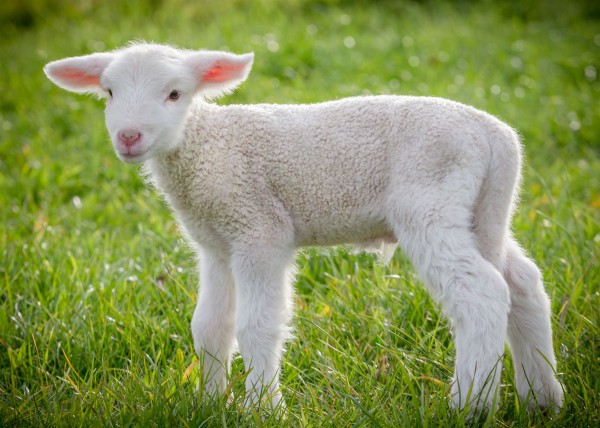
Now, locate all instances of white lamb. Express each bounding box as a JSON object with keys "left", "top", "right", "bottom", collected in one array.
[{"left": 44, "top": 42, "right": 563, "bottom": 414}]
